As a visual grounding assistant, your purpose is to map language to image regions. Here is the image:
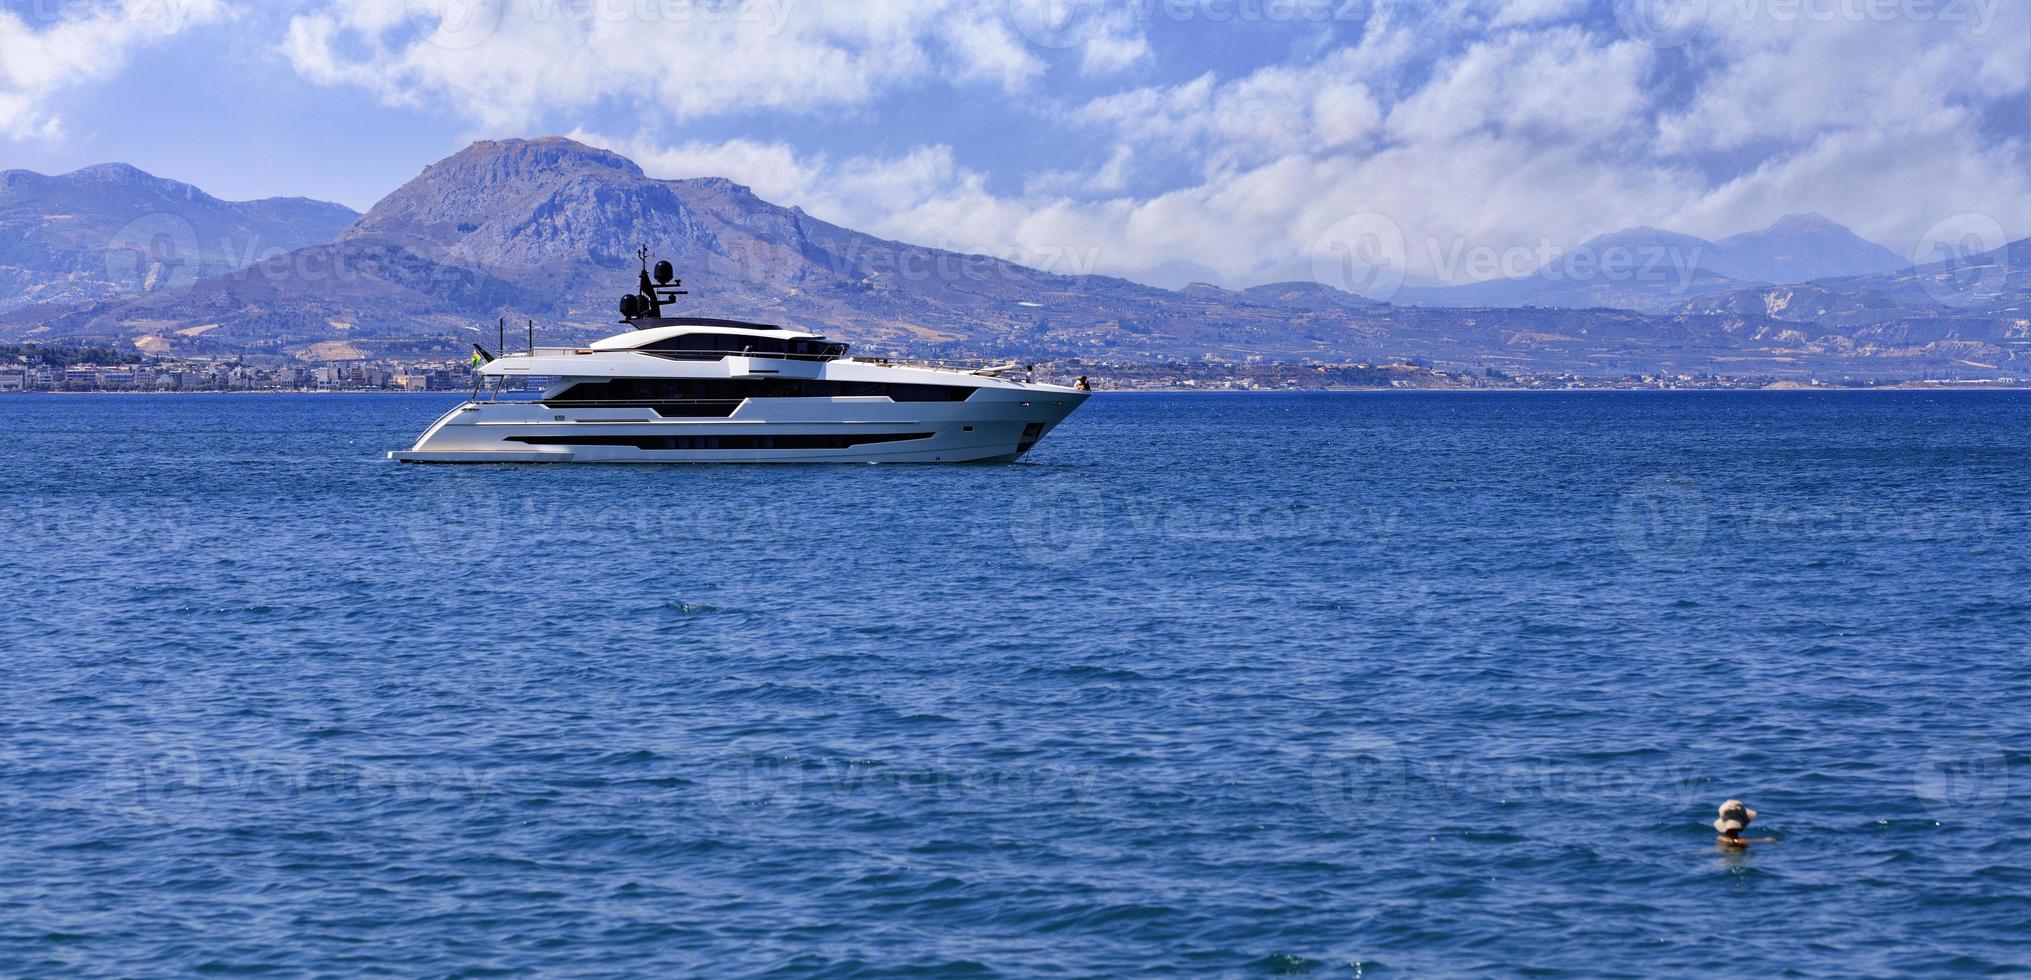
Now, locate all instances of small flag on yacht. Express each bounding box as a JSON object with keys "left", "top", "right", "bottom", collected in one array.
[{"left": 471, "top": 344, "right": 494, "bottom": 368}]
